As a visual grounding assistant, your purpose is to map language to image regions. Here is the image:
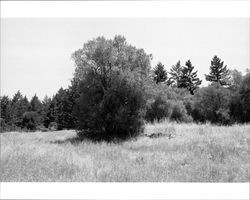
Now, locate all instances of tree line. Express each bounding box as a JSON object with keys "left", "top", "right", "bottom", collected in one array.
[{"left": 1, "top": 35, "right": 249, "bottom": 141}]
